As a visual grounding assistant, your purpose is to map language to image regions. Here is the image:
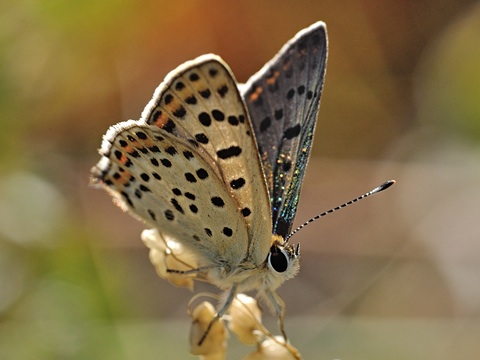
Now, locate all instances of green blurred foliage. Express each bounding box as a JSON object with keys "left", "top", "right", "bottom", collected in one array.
[{"left": 417, "top": 7, "right": 480, "bottom": 141}]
